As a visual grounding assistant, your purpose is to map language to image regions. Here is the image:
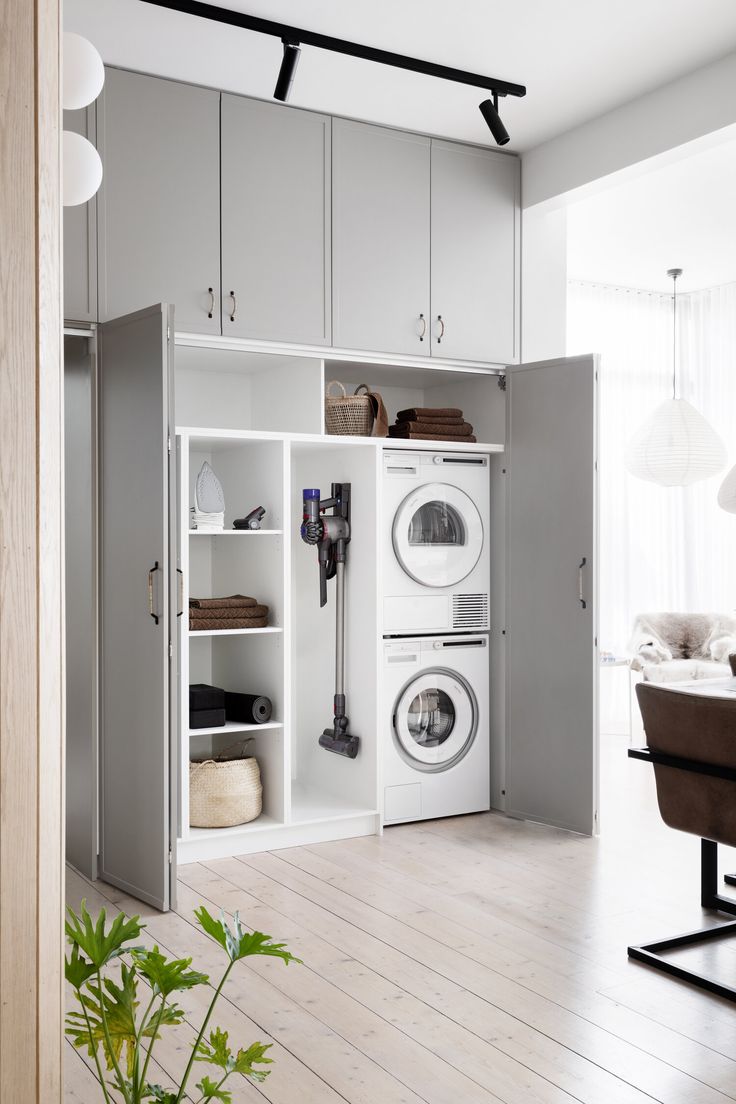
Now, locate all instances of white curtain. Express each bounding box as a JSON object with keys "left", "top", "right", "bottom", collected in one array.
[{"left": 567, "top": 281, "right": 736, "bottom": 721}]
